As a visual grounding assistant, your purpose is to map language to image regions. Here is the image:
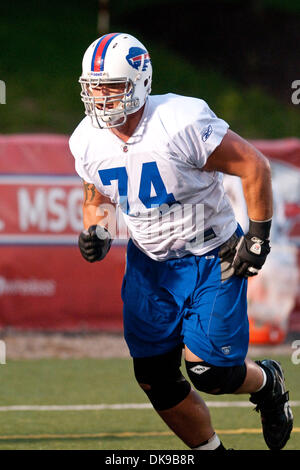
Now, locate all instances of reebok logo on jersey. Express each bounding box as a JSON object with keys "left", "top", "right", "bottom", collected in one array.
[
  {"left": 201, "top": 124, "right": 213, "bottom": 142},
  {"left": 190, "top": 365, "right": 210, "bottom": 375}
]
